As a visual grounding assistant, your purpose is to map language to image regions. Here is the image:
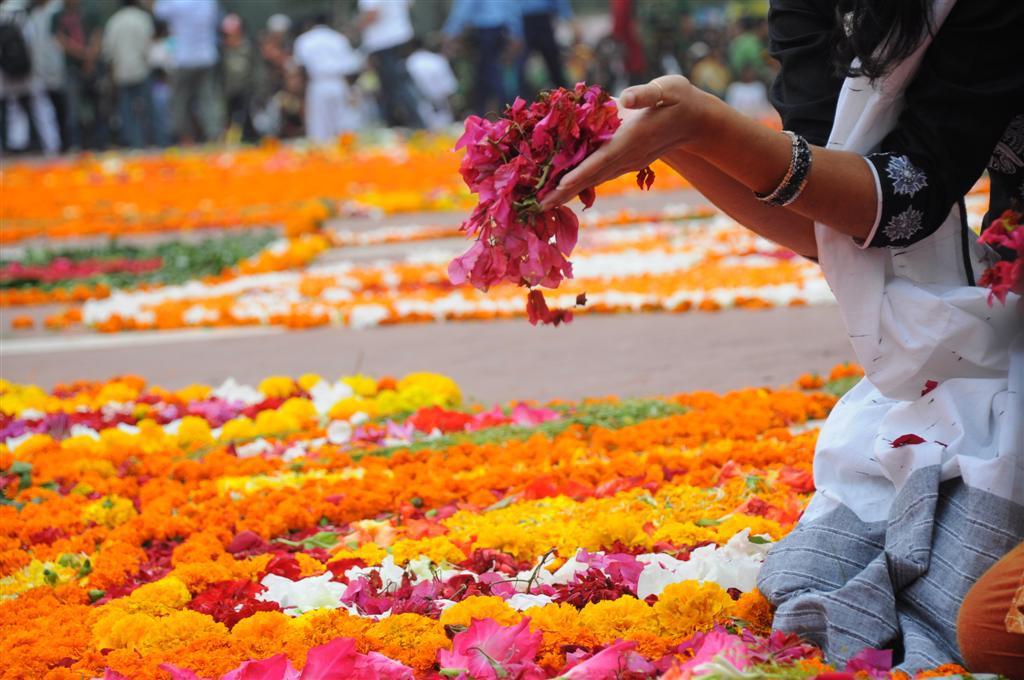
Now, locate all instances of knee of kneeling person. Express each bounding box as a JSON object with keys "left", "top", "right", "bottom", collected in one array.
[{"left": 956, "top": 543, "right": 1024, "bottom": 680}]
